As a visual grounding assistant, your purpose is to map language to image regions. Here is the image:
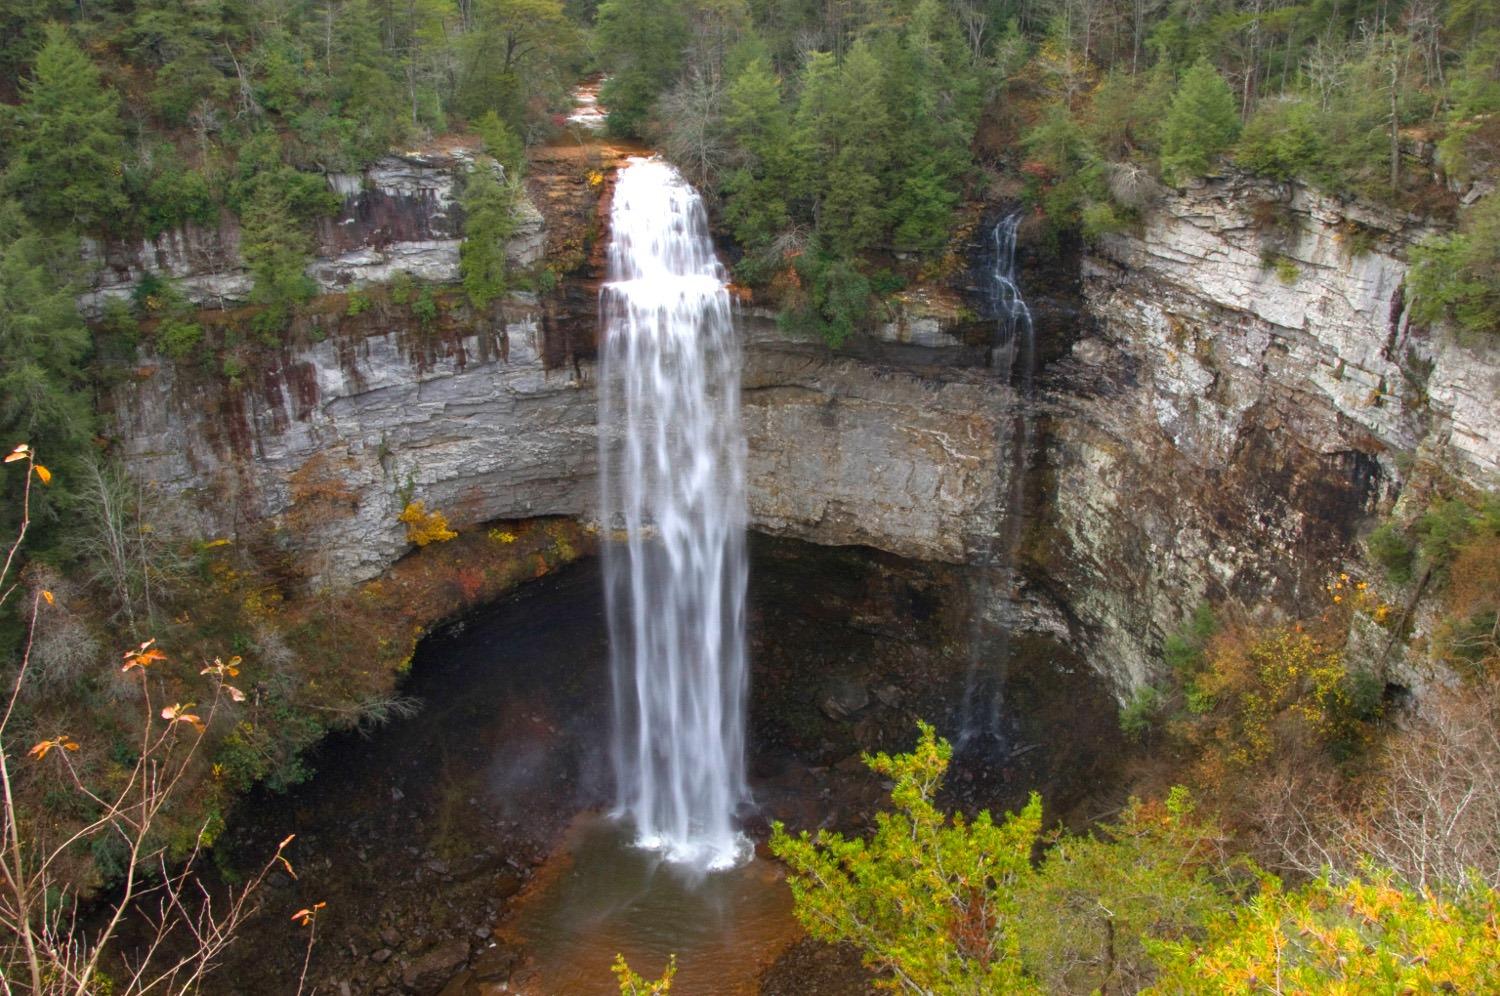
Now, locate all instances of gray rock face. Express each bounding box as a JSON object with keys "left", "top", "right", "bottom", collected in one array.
[
  {"left": 107, "top": 311, "right": 1003, "bottom": 584},
  {"left": 80, "top": 150, "right": 545, "bottom": 316},
  {"left": 743, "top": 320, "right": 1004, "bottom": 564},
  {"left": 110, "top": 315, "right": 599, "bottom": 583},
  {"left": 1047, "top": 173, "right": 1500, "bottom": 696}
]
